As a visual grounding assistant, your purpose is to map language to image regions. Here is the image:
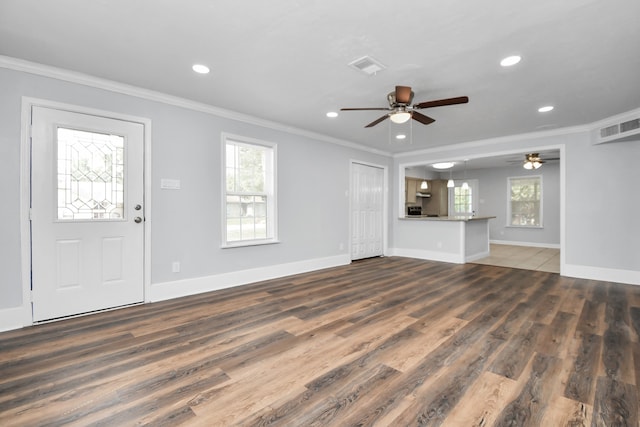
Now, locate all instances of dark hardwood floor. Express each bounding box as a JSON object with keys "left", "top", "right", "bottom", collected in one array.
[{"left": 1, "top": 257, "right": 639, "bottom": 426}]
